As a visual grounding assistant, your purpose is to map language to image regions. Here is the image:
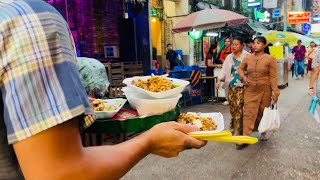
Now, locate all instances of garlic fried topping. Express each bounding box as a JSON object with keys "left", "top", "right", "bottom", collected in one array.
[
  {"left": 131, "top": 76, "right": 173, "bottom": 92},
  {"left": 91, "top": 99, "right": 105, "bottom": 111},
  {"left": 177, "top": 113, "right": 217, "bottom": 131}
]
